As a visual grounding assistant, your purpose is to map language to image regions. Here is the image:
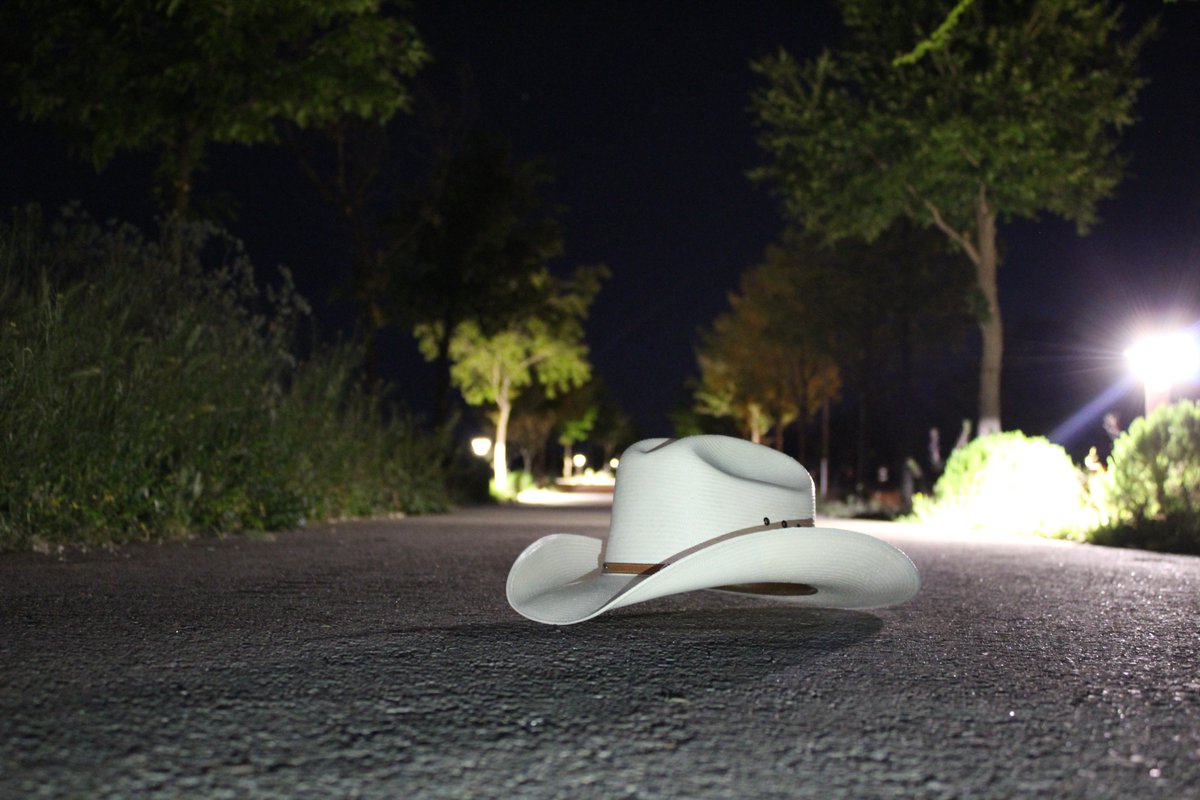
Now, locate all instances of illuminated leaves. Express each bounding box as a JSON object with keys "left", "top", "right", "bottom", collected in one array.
[
  {"left": 695, "top": 236, "right": 841, "bottom": 443},
  {"left": 418, "top": 264, "right": 606, "bottom": 489},
  {"left": 1105, "top": 400, "right": 1200, "bottom": 526},
  {"left": 391, "top": 136, "right": 571, "bottom": 421},
  {"left": 750, "top": 0, "right": 1154, "bottom": 239},
  {"left": 749, "top": 0, "right": 1153, "bottom": 429},
  {"left": 695, "top": 224, "right": 973, "bottom": 448}
]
